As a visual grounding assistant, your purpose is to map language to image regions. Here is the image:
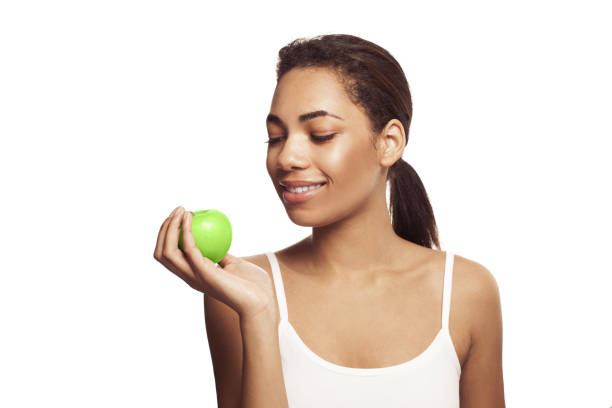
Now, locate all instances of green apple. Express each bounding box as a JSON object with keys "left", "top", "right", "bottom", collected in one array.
[{"left": 178, "top": 209, "right": 232, "bottom": 264}]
